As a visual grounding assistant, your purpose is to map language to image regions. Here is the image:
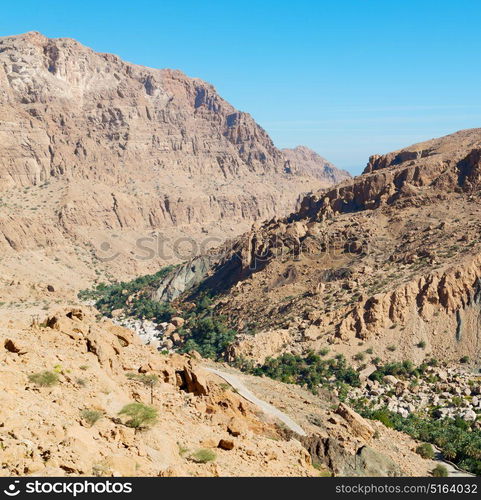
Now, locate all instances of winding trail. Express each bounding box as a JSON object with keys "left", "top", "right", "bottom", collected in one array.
[
  {"left": 204, "top": 366, "right": 307, "bottom": 436},
  {"left": 203, "top": 367, "right": 476, "bottom": 477}
]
